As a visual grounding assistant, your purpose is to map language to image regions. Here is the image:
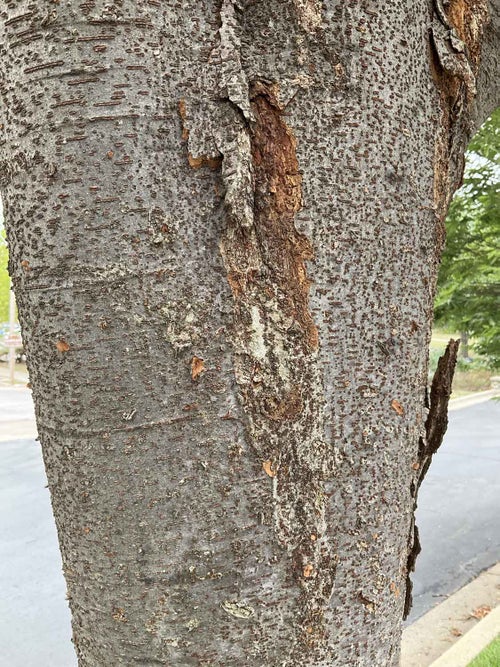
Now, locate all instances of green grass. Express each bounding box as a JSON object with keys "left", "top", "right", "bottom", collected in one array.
[
  {"left": 452, "top": 369, "right": 492, "bottom": 395},
  {"left": 430, "top": 328, "right": 494, "bottom": 396},
  {"left": 468, "top": 635, "right": 500, "bottom": 666}
]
